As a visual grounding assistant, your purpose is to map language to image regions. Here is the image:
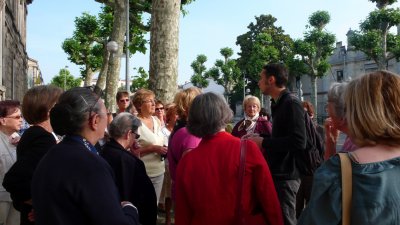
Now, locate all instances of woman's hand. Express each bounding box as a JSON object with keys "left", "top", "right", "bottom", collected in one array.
[
  {"left": 154, "top": 145, "right": 168, "bottom": 155},
  {"left": 324, "top": 117, "right": 339, "bottom": 143}
]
